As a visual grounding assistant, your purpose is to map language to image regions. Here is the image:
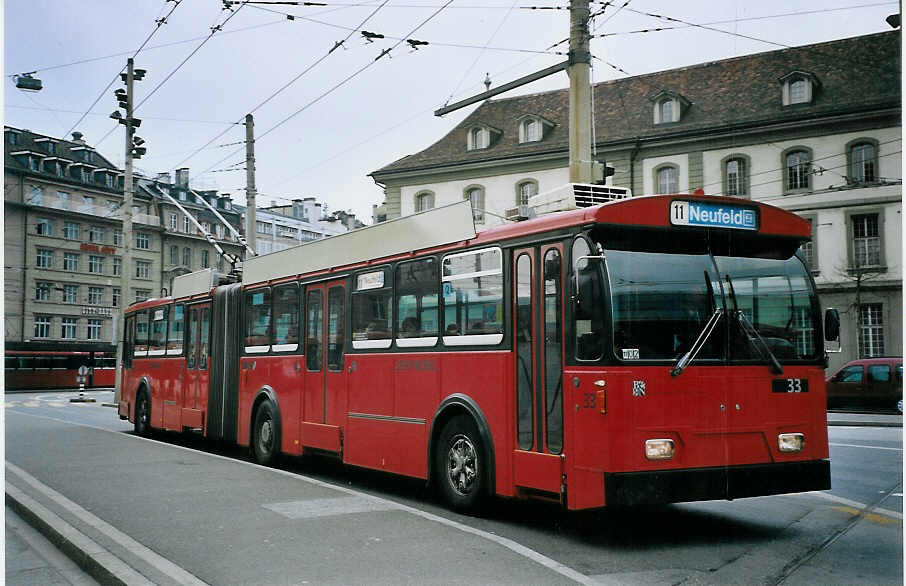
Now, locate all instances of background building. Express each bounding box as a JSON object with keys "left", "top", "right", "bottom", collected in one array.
[
  {"left": 236, "top": 197, "right": 357, "bottom": 256},
  {"left": 371, "top": 31, "right": 901, "bottom": 370}
]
